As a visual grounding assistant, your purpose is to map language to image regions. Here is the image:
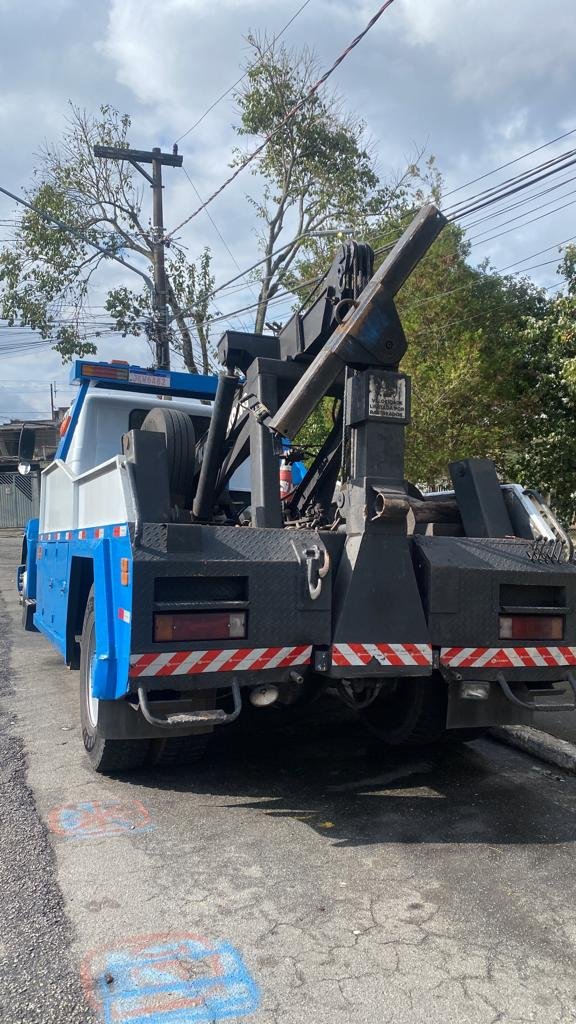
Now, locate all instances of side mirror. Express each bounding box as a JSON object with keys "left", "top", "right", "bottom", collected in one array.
[{"left": 18, "top": 425, "right": 36, "bottom": 470}]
